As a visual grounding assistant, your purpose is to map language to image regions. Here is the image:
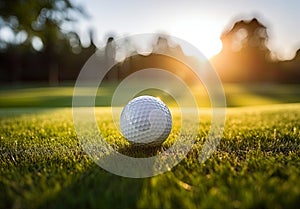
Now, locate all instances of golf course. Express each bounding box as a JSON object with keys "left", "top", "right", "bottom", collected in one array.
[
  {"left": 1, "top": 83, "right": 299, "bottom": 209},
  {"left": 2, "top": 0, "right": 300, "bottom": 208}
]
